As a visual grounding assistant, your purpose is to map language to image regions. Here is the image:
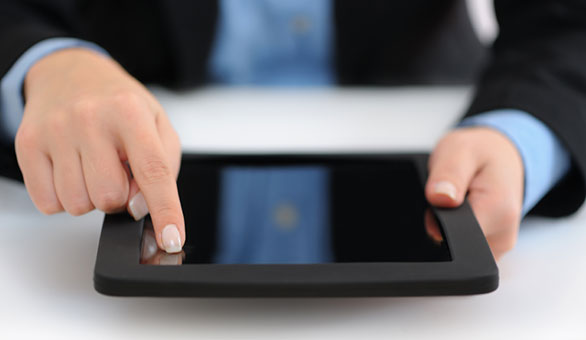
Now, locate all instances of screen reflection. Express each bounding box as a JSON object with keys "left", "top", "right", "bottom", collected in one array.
[{"left": 140, "top": 159, "right": 451, "bottom": 265}]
